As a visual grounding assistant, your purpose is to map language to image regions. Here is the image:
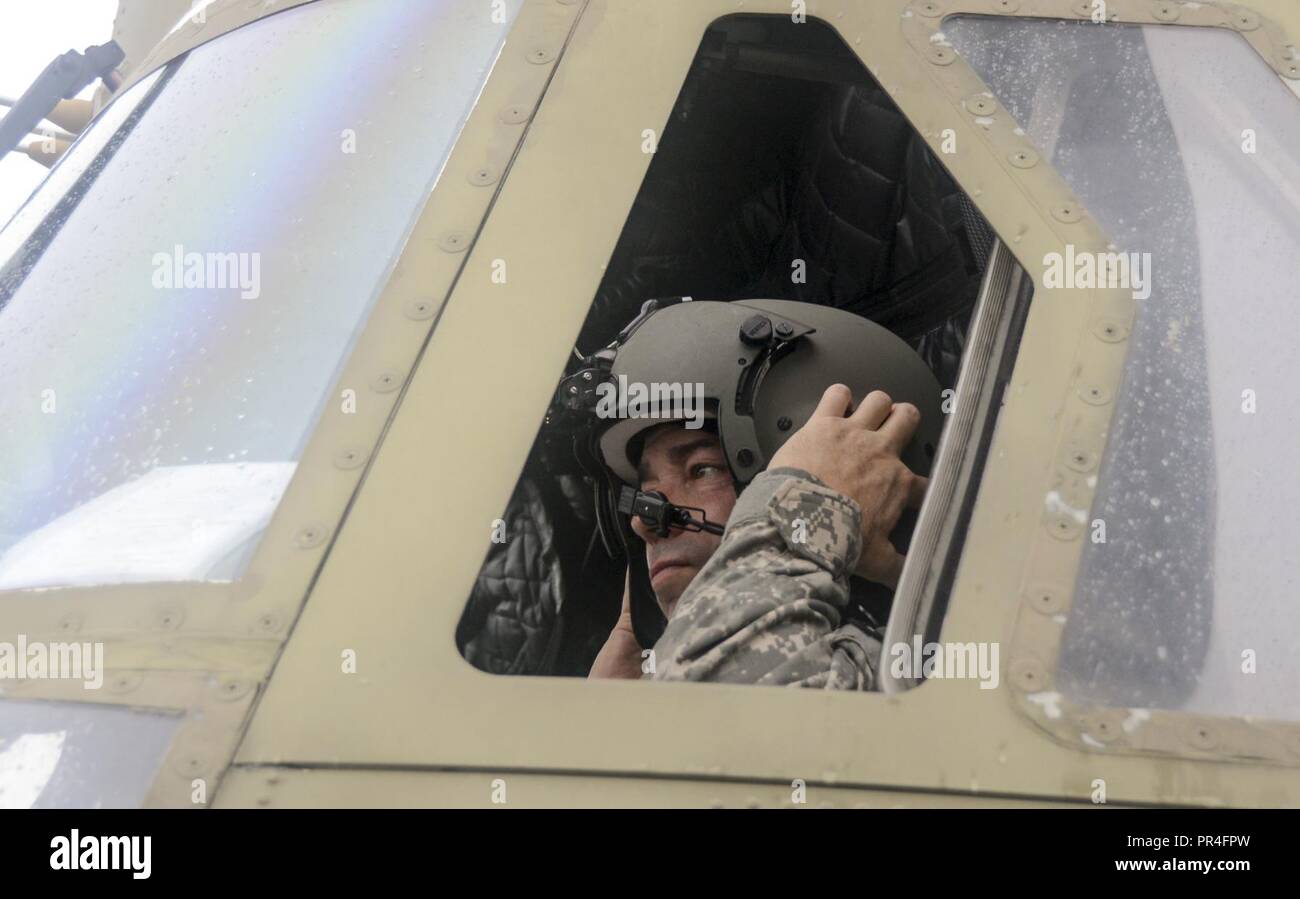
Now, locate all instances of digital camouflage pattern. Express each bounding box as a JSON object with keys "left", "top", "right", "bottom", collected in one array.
[{"left": 650, "top": 467, "right": 880, "bottom": 688}]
